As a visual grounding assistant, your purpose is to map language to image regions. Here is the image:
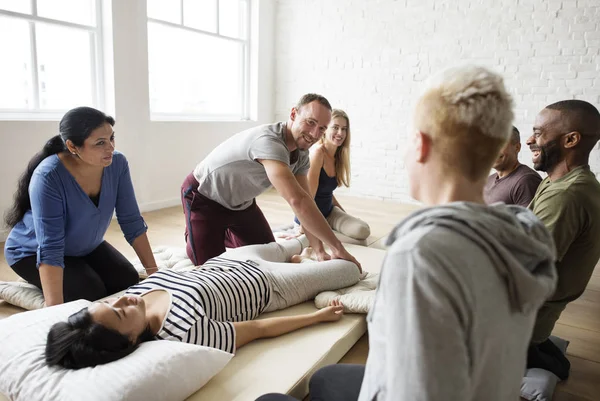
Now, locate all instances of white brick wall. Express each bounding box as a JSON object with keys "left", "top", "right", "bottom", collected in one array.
[{"left": 274, "top": 0, "right": 600, "bottom": 202}]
